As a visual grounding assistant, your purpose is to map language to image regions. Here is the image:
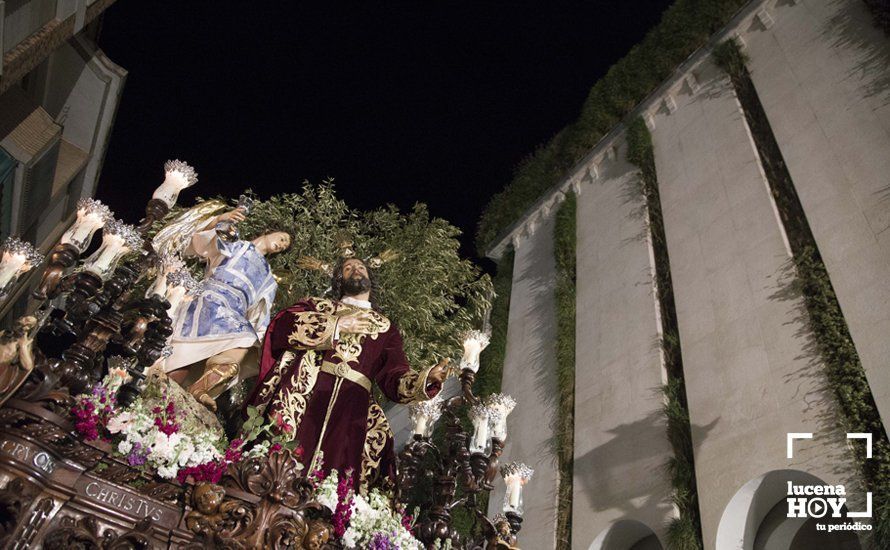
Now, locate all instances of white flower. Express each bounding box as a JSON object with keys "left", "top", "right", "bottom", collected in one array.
[
  {"left": 107, "top": 411, "right": 133, "bottom": 434},
  {"left": 156, "top": 464, "right": 177, "bottom": 479},
  {"left": 177, "top": 437, "right": 195, "bottom": 466},
  {"left": 117, "top": 439, "right": 133, "bottom": 454}
]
